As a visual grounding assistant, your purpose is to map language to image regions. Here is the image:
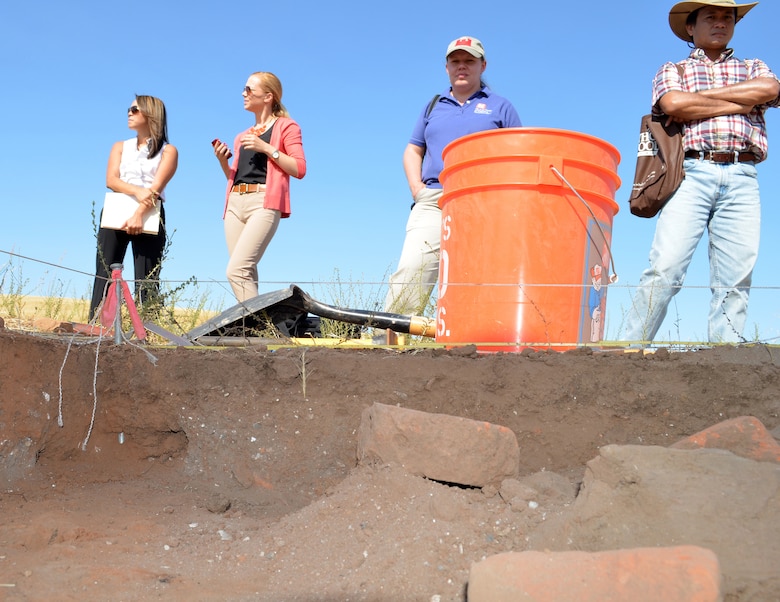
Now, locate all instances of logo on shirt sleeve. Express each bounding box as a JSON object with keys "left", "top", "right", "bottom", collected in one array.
[{"left": 473, "top": 102, "right": 493, "bottom": 115}]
